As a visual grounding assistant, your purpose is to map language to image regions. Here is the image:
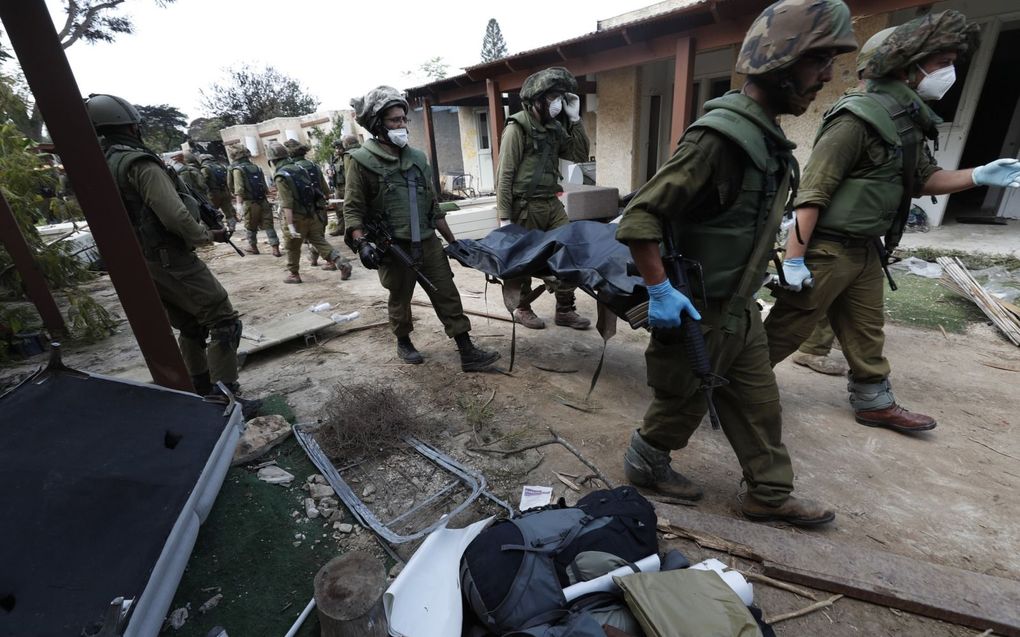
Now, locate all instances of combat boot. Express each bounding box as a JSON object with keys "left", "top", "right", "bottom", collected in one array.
[
  {"left": 623, "top": 429, "right": 703, "bottom": 501},
  {"left": 513, "top": 306, "right": 545, "bottom": 329},
  {"left": 397, "top": 336, "right": 424, "bottom": 364},
  {"left": 855, "top": 404, "right": 936, "bottom": 434},
  {"left": 554, "top": 291, "right": 591, "bottom": 330},
  {"left": 283, "top": 272, "right": 302, "bottom": 284},
  {"left": 310, "top": 252, "right": 319, "bottom": 266},
  {"left": 206, "top": 382, "right": 263, "bottom": 421},
  {"left": 792, "top": 352, "right": 847, "bottom": 376},
  {"left": 320, "top": 260, "right": 336, "bottom": 271},
  {"left": 190, "top": 371, "right": 213, "bottom": 396},
  {"left": 271, "top": 245, "right": 282, "bottom": 258},
  {"left": 245, "top": 241, "right": 260, "bottom": 255},
  {"left": 336, "top": 259, "right": 353, "bottom": 280},
  {"left": 455, "top": 333, "right": 500, "bottom": 372},
  {"left": 742, "top": 494, "right": 835, "bottom": 527}
]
